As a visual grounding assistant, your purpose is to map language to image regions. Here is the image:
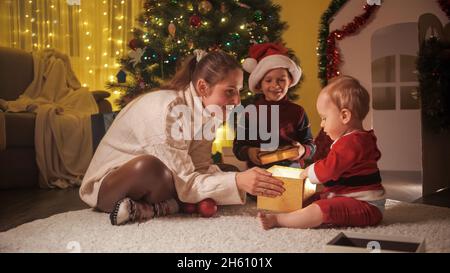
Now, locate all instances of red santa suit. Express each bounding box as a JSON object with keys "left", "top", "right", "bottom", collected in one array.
[{"left": 307, "top": 130, "right": 386, "bottom": 227}]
